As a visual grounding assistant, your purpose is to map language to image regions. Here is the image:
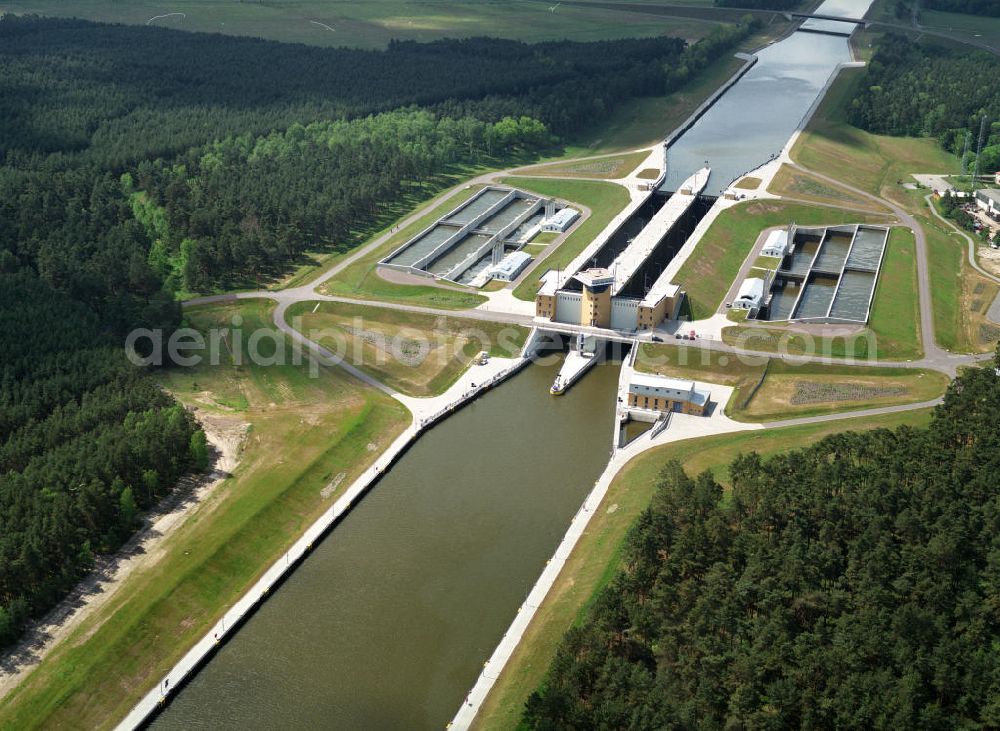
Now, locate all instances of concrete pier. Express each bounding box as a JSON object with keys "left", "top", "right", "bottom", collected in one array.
[{"left": 549, "top": 348, "right": 598, "bottom": 395}]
